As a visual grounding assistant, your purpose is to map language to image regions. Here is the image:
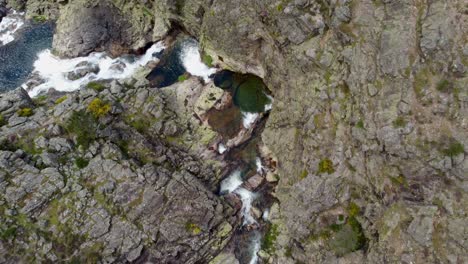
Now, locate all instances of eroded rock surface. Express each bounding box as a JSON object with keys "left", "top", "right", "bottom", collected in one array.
[{"left": 0, "top": 82, "right": 235, "bottom": 263}]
